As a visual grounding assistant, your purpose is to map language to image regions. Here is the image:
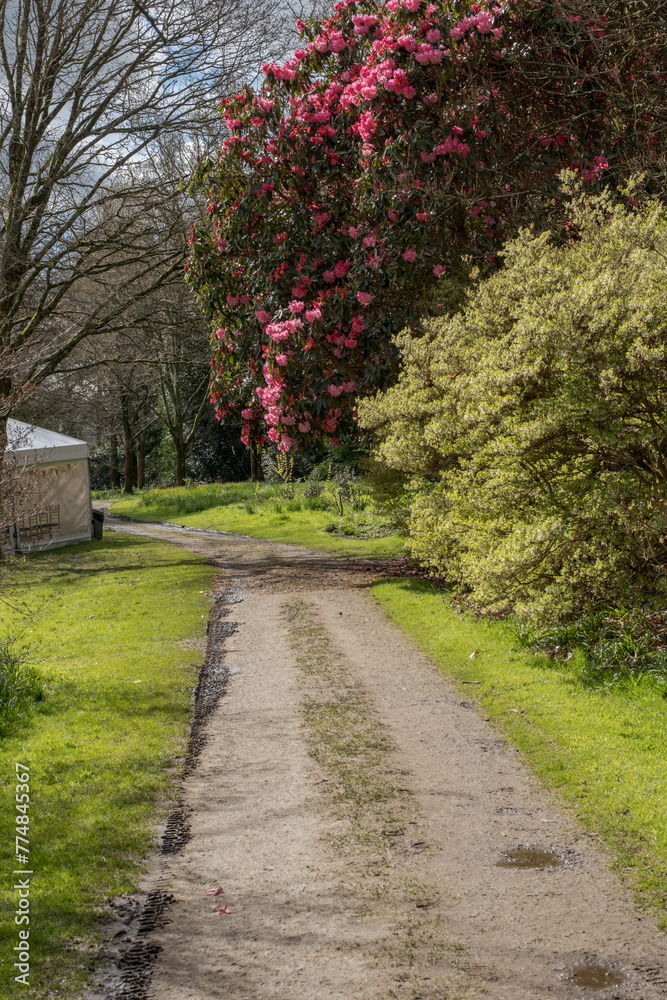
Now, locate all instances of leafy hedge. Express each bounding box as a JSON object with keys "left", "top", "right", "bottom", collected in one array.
[{"left": 359, "top": 188, "right": 667, "bottom": 624}]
